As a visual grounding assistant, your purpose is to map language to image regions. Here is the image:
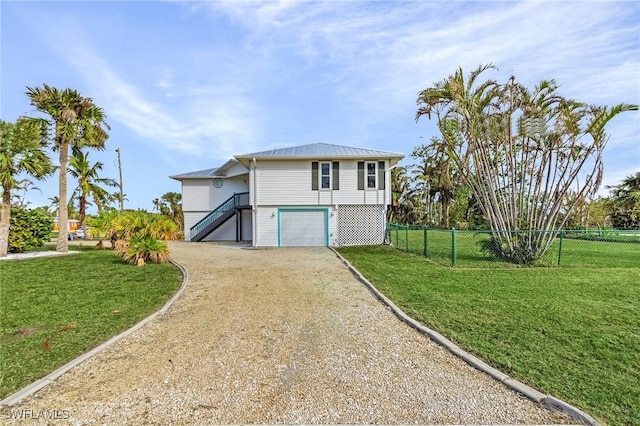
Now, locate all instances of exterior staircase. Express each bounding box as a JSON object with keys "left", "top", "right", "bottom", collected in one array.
[{"left": 190, "top": 192, "right": 250, "bottom": 242}]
